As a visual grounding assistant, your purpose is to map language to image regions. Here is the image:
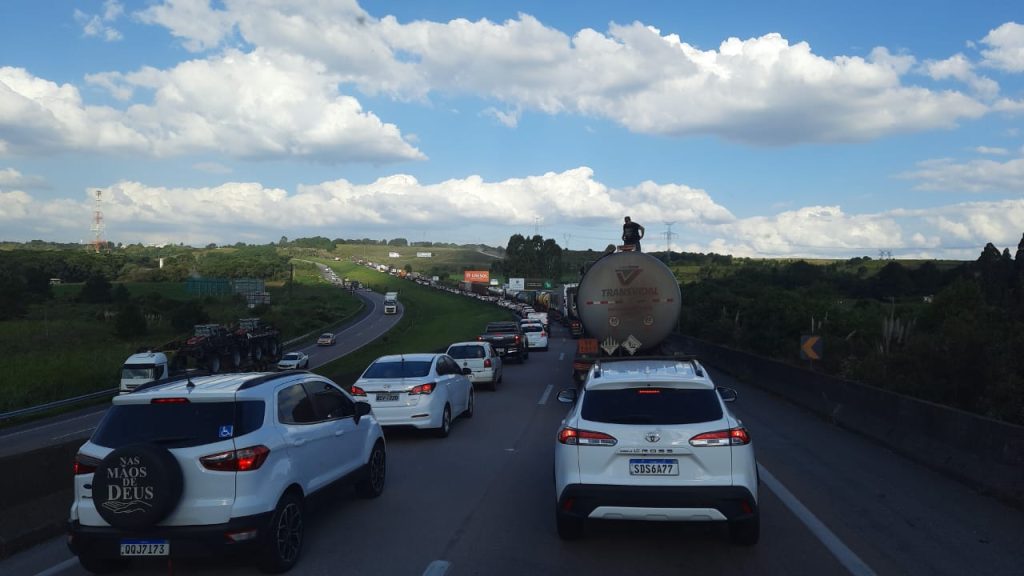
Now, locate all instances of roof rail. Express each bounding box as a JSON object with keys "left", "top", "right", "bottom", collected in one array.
[
  {"left": 593, "top": 354, "right": 698, "bottom": 364},
  {"left": 131, "top": 370, "right": 213, "bottom": 394},
  {"left": 238, "top": 370, "right": 311, "bottom": 390}
]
